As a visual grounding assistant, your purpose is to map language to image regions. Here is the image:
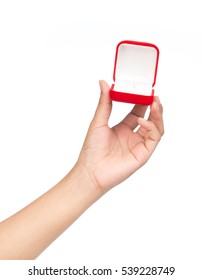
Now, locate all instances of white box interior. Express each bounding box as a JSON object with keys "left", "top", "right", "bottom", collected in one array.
[{"left": 113, "top": 43, "right": 158, "bottom": 96}]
